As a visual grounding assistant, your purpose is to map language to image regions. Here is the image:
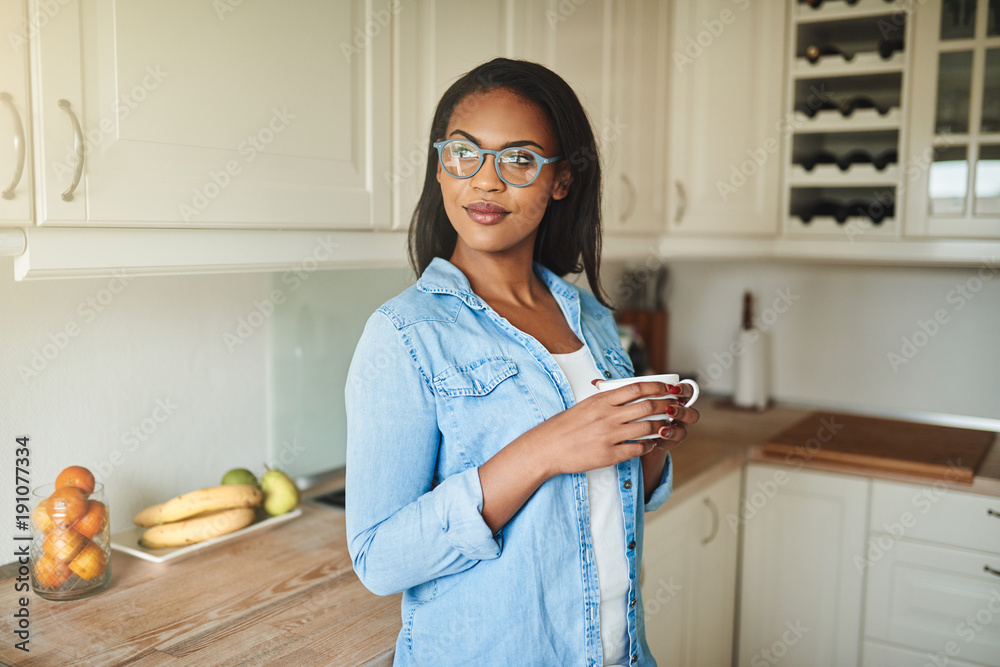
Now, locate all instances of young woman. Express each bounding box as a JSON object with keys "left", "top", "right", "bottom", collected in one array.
[{"left": 346, "top": 58, "right": 698, "bottom": 667}]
